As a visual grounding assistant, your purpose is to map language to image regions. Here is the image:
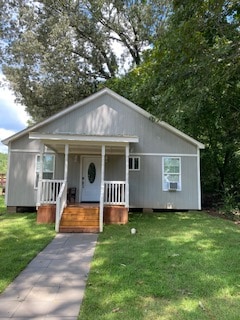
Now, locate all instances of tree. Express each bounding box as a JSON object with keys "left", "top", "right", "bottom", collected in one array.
[
  {"left": 0, "top": 0, "right": 169, "bottom": 122},
  {"left": 151, "top": 0, "right": 240, "bottom": 205},
  {"left": 108, "top": 0, "right": 240, "bottom": 206},
  {"left": 0, "top": 153, "right": 7, "bottom": 174}
]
